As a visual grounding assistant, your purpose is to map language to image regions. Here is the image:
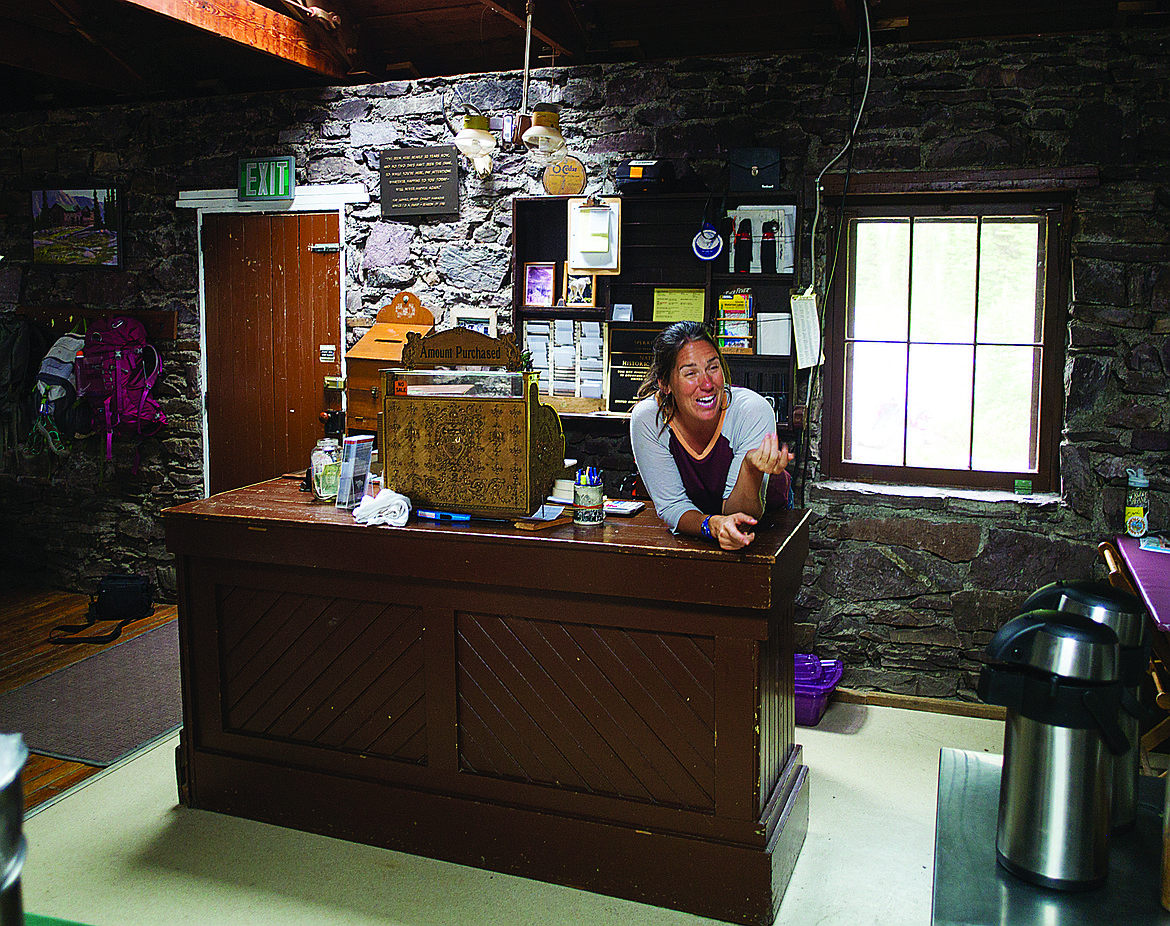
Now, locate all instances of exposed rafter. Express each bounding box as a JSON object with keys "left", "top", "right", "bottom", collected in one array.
[
  {"left": 477, "top": 0, "right": 583, "bottom": 60},
  {"left": 50, "top": 0, "right": 147, "bottom": 82},
  {"left": 120, "top": 0, "right": 348, "bottom": 78},
  {"left": 0, "top": 15, "right": 145, "bottom": 92},
  {"left": 0, "top": 0, "right": 1150, "bottom": 114}
]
